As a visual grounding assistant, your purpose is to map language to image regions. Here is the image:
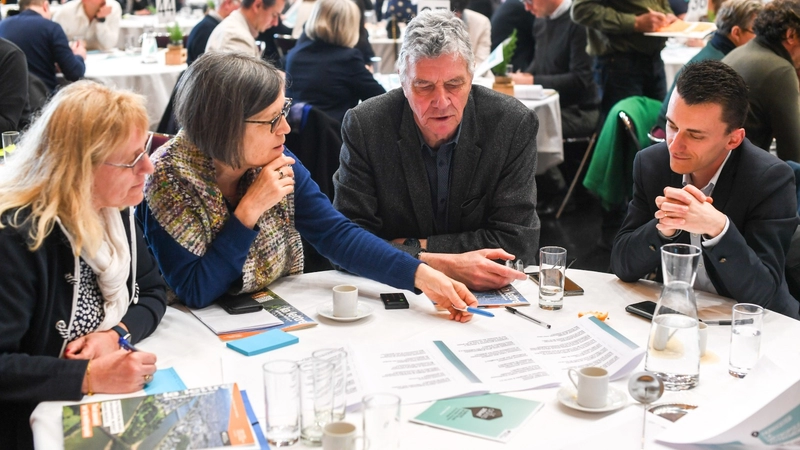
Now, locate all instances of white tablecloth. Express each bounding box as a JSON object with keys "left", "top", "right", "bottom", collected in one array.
[
  {"left": 661, "top": 45, "right": 703, "bottom": 88},
  {"left": 84, "top": 50, "right": 185, "bottom": 130},
  {"left": 117, "top": 15, "right": 202, "bottom": 49},
  {"left": 31, "top": 269, "right": 800, "bottom": 449}
]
